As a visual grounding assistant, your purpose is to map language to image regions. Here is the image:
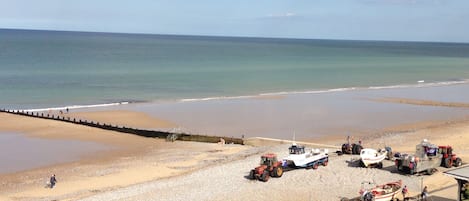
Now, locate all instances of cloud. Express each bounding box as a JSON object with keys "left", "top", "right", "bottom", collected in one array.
[
  {"left": 356, "top": 0, "right": 445, "bottom": 5},
  {"left": 267, "top": 12, "right": 297, "bottom": 18}
]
